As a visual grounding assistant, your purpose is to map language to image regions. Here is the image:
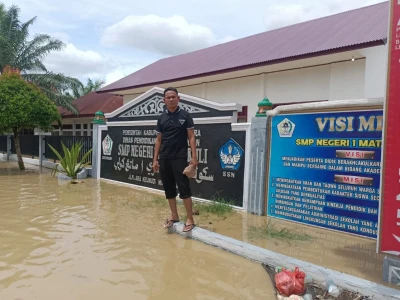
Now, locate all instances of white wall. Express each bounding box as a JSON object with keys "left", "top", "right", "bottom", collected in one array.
[
  {"left": 169, "top": 60, "right": 366, "bottom": 118},
  {"left": 123, "top": 93, "right": 142, "bottom": 105},
  {"left": 178, "top": 84, "right": 205, "bottom": 98},
  {"left": 329, "top": 59, "right": 366, "bottom": 100},
  {"left": 266, "top": 64, "right": 331, "bottom": 106},
  {"left": 359, "top": 45, "right": 387, "bottom": 99},
  {"left": 206, "top": 76, "right": 261, "bottom": 117}
]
